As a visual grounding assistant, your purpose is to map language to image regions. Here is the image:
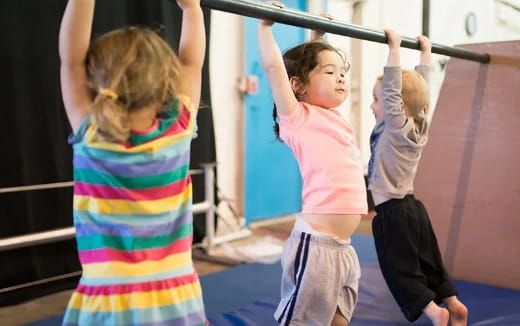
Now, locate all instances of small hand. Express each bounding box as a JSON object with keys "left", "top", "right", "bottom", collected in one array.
[
  {"left": 384, "top": 28, "right": 402, "bottom": 50},
  {"left": 176, "top": 0, "right": 200, "bottom": 10},
  {"left": 311, "top": 13, "right": 334, "bottom": 40},
  {"left": 265, "top": 1, "right": 284, "bottom": 8},
  {"left": 261, "top": 1, "right": 285, "bottom": 26},
  {"left": 319, "top": 13, "right": 334, "bottom": 20},
  {"left": 417, "top": 35, "right": 432, "bottom": 54},
  {"left": 417, "top": 35, "right": 431, "bottom": 65}
]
